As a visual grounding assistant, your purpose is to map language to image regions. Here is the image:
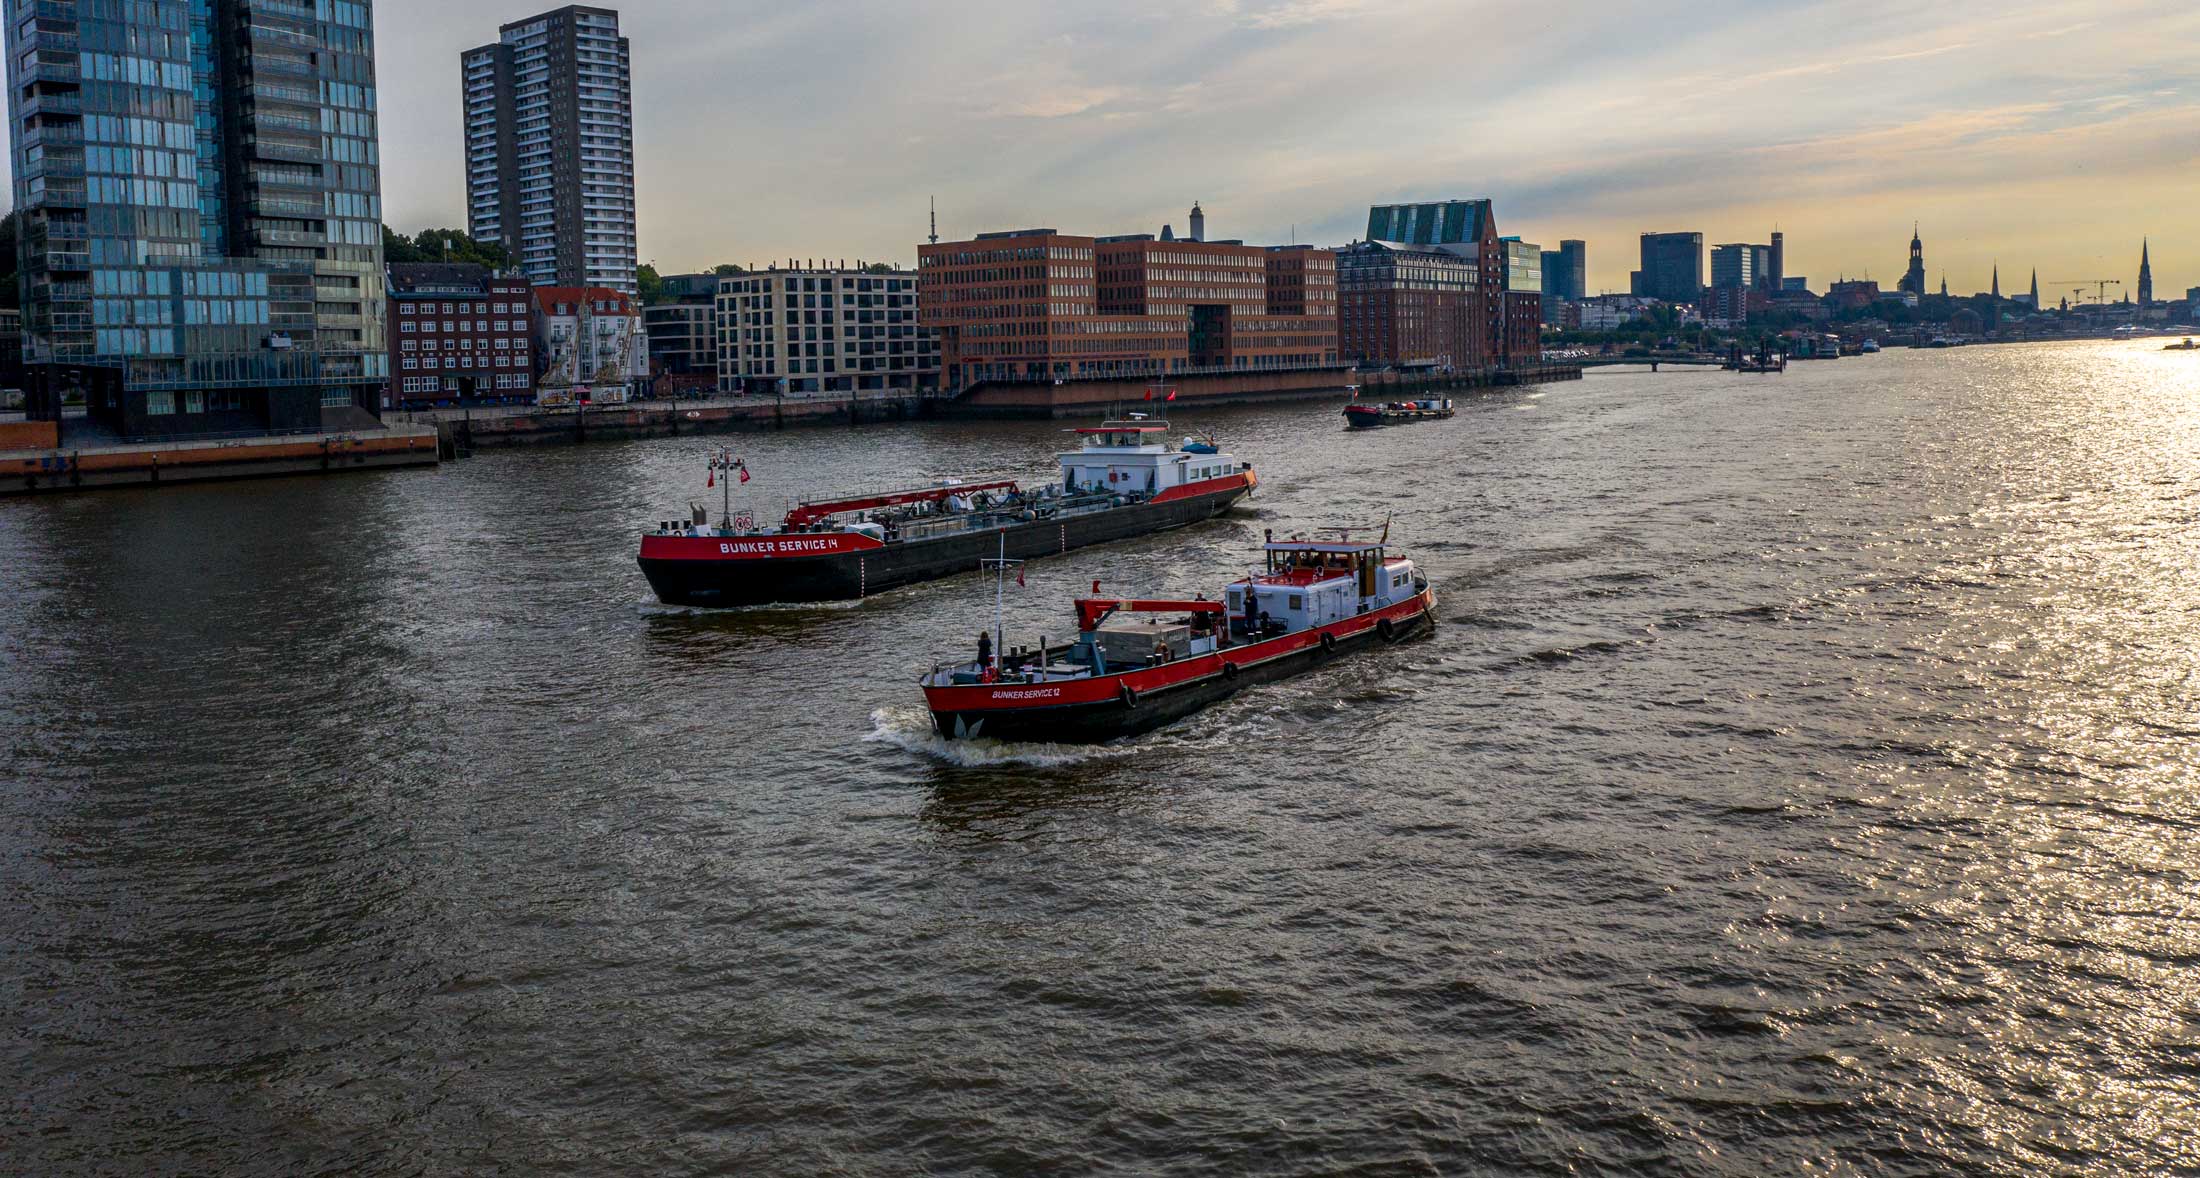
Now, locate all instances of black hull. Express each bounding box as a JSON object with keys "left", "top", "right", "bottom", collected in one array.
[
  {"left": 641, "top": 486, "right": 1252, "bottom": 606},
  {"left": 931, "top": 606, "right": 1435, "bottom": 743}
]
